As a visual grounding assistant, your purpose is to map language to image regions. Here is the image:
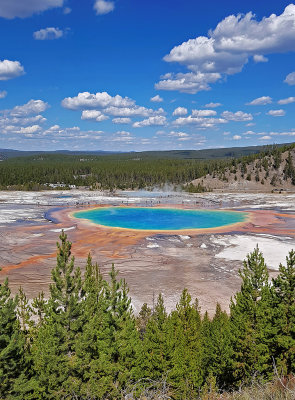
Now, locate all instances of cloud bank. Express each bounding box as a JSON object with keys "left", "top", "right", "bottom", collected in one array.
[
  {"left": 0, "top": 0, "right": 64, "bottom": 19},
  {"left": 156, "top": 4, "right": 295, "bottom": 93},
  {"left": 62, "top": 91, "right": 165, "bottom": 122}
]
